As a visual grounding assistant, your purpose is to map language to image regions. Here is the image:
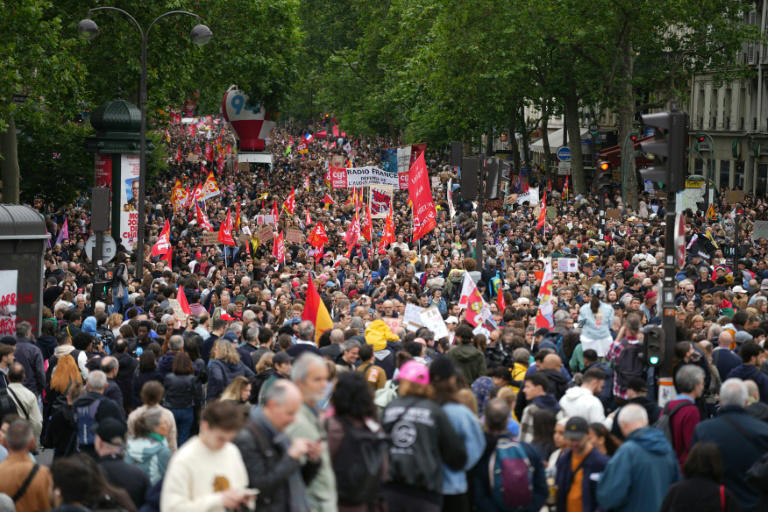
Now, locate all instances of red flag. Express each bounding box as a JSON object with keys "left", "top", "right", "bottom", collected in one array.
[
  {"left": 218, "top": 208, "right": 235, "bottom": 246},
  {"left": 235, "top": 201, "right": 241, "bottom": 232},
  {"left": 302, "top": 275, "right": 333, "bottom": 342},
  {"left": 563, "top": 174, "right": 569, "bottom": 200},
  {"left": 273, "top": 231, "right": 285, "bottom": 263},
  {"left": 271, "top": 200, "right": 279, "bottom": 219},
  {"left": 362, "top": 203, "right": 372, "bottom": 242},
  {"left": 408, "top": 152, "right": 437, "bottom": 240},
  {"left": 205, "top": 142, "right": 214, "bottom": 162},
  {"left": 162, "top": 246, "right": 172, "bottom": 270},
  {"left": 175, "top": 146, "right": 183, "bottom": 163},
  {"left": 547, "top": 178, "right": 552, "bottom": 192},
  {"left": 308, "top": 222, "right": 329, "bottom": 248},
  {"left": 344, "top": 213, "right": 361, "bottom": 250},
  {"left": 195, "top": 204, "right": 214, "bottom": 231},
  {"left": 497, "top": 288, "right": 506, "bottom": 312},
  {"left": 306, "top": 209, "right": 312, "bottom": 226},
  {"left": 151, "top": 220, "right": 171, "bottom": 258},
  {"left": 177, "top": 285, "right": 191, "bottom": 315},
  {"left": 536, "top": 191, "right": 547, "bottom": 231},
  {"left": 378, "top": 207, "right": 395, "bottom": 252},
  {"left": 322, "top": 194, "right": 334, "bottom": 209},
  {"left": 535, "top": 259, "right": 554, "bottom": 329}
]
